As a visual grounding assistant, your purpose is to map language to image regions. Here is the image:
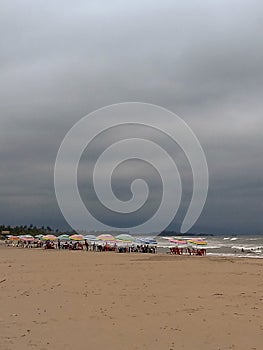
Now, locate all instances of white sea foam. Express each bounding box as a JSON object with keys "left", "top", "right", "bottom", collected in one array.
[{"left": 207, "top": 252, "right": 263, "bottom": 259}]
